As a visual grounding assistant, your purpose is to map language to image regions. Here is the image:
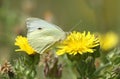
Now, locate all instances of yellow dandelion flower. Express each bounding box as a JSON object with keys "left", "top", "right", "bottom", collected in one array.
[
  {"left": 14, "top": 36, "right": 36, "bottom": 55},
  {"left": 100, "top": 32, "right": 119, "bottom": 51},
  {"left": 56, "top": 31, "right": 99, "bottom": 55}
]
